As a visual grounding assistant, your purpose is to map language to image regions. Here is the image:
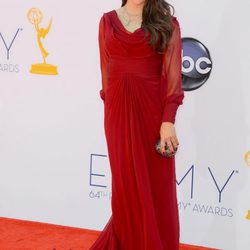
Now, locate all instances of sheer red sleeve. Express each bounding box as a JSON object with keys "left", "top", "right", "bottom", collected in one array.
[
  {"left": 160, "top": 16, "right": 184, "bottom": 124},
  {"left": 98, "top": 14, "right": 109, "bottom": 102}
]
